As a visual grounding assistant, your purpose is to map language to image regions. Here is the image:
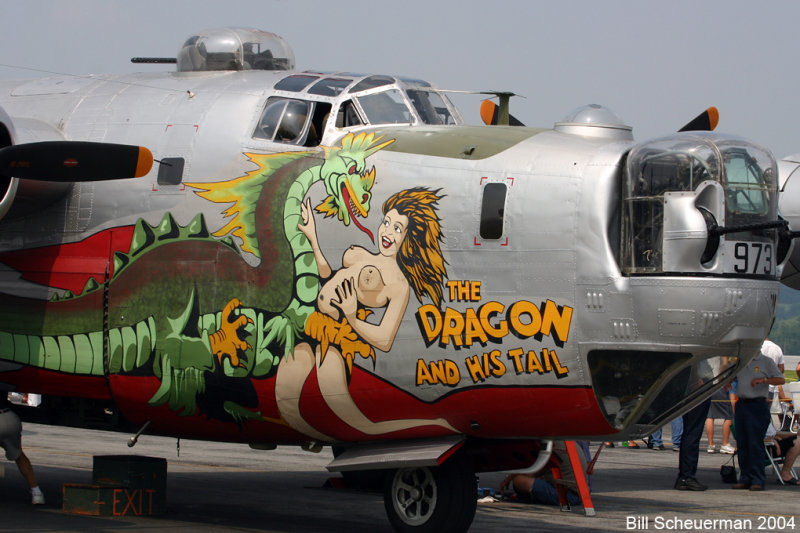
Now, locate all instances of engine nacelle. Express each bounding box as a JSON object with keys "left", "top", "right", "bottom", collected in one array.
[
  {"left": 0, "top": 107, "right": 73, "bottom": 223},
  {"left": 0, "top": 106, "right": 17, "bottom": 222}
]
